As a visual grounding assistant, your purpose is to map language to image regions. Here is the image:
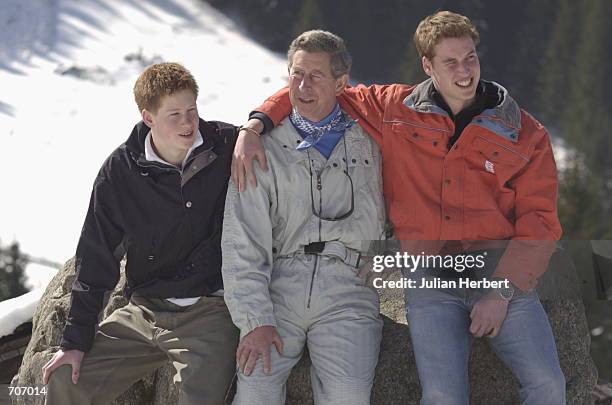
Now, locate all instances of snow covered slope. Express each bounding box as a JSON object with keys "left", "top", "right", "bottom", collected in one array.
[
  {"left": 0, "top": 0, "right": 287, "bottom": 266},
  {"left": 0, "top": 288, "right": 44, "bottom": 338}
]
